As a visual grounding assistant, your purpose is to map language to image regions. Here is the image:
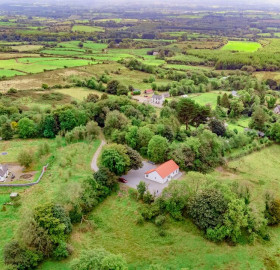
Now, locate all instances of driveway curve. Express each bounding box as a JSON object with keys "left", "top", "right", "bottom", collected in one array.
[{"left": 91, "top": 140, "right": 106, "bottom": 172}]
